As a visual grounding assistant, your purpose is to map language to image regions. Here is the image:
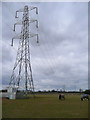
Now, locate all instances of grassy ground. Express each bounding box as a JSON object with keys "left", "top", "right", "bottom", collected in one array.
[{"left": 2, "top": 93, "right": 88, "bottom": 118}]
